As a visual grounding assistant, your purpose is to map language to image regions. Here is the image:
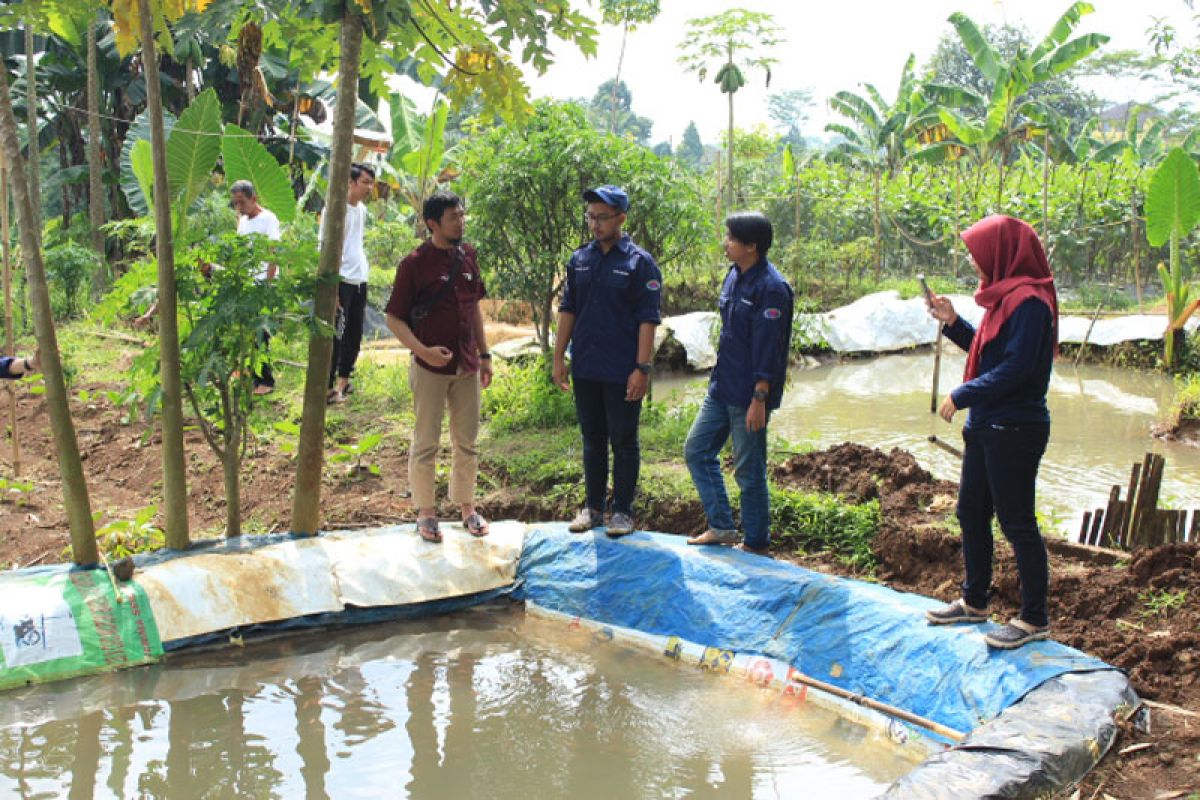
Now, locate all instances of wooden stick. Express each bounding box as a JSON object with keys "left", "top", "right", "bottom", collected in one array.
[
  {"left": 927, "top": 434, "right": 963, "bottom": 459},
  {"left": 1079, "top": 510, "right": 1092, "bottom": 544},
  {"left": 1143, "top": 699, "right": 1200, "bottom": 718},
  {"left": 930, "top": 323, "right": 943, "bottom": 414},
  {"left": 96, "top": 547, "right": 125, "bottom": 605},
  {"left": 89, "top": 330, "right": 148, "bottom": 347},
  {"left": 1074, "top": 302, "right": 1104, "bottom": 366}
]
